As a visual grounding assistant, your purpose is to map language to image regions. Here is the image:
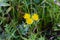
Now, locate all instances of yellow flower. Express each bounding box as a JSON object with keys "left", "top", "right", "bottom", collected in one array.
[
  {"left": 32, "top": 13, "right": 39, "bottom": 21},
  {"left": 23, "top": 13, "right": 30, "bottom": 19},
  {"left": 26, "top": 18, "right": 33, "bottom": 24}
]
